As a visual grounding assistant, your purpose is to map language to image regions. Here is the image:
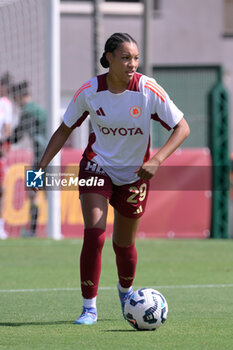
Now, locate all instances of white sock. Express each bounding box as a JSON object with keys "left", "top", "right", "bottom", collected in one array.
[
  {"left": 118, "top": 282, "right": 132, "bottom": 294},
  {"left": 83, "top": 297, "right": 97, "bottom": 309}
]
